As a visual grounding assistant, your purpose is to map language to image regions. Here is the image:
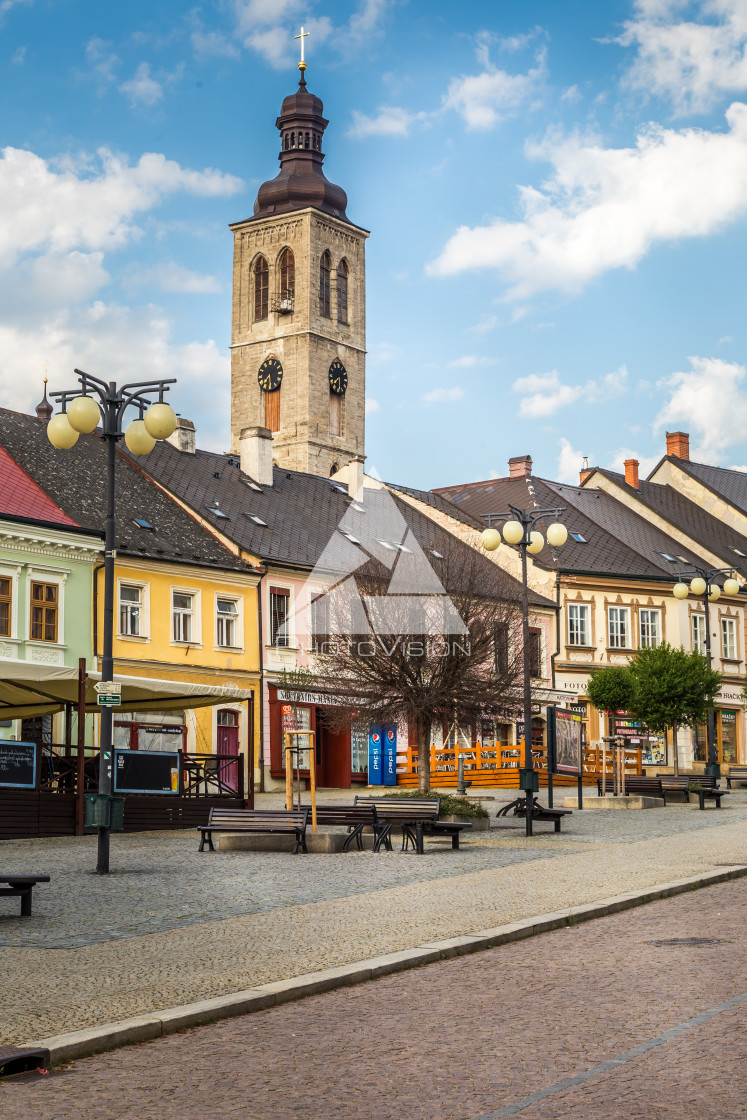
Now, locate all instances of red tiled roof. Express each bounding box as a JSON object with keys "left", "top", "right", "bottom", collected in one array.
[{"left": 0, "top": 444, "right": 79, "bottom": 527}]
